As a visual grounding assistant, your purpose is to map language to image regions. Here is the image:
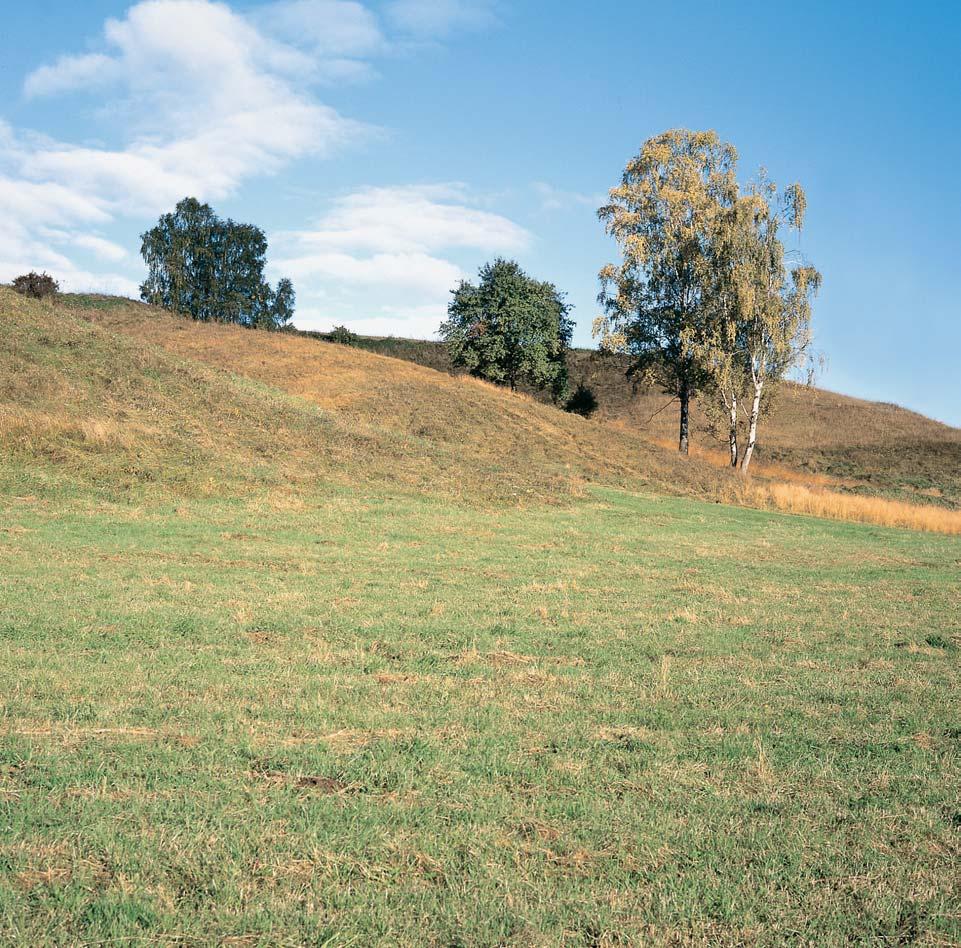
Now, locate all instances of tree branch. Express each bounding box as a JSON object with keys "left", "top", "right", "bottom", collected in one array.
[{"left": 644, "top": 396, "right": 678, "bottom": 426}]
